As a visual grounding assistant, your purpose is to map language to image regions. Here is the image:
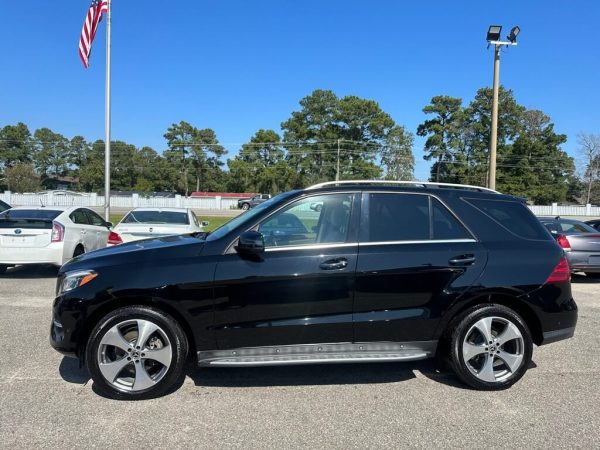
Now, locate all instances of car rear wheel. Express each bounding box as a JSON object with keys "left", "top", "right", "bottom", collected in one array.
[
  {"left": 449, "top": 304, "right": 532, "bottom": 390},
  {"left": 0, "top": 265, "right": 7, "bottom": 274},
  {"left": 585, "top": 272, "right": 600, "bottom": 279},
  {"left": 86, "top": 306, "right": 188, "bottom": 400},
  {"left": 73, "top": 245, "right": 85, "bottom": 258},
  {"left": 241, "top": 203, "right": 250, "bottom": 210}
]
